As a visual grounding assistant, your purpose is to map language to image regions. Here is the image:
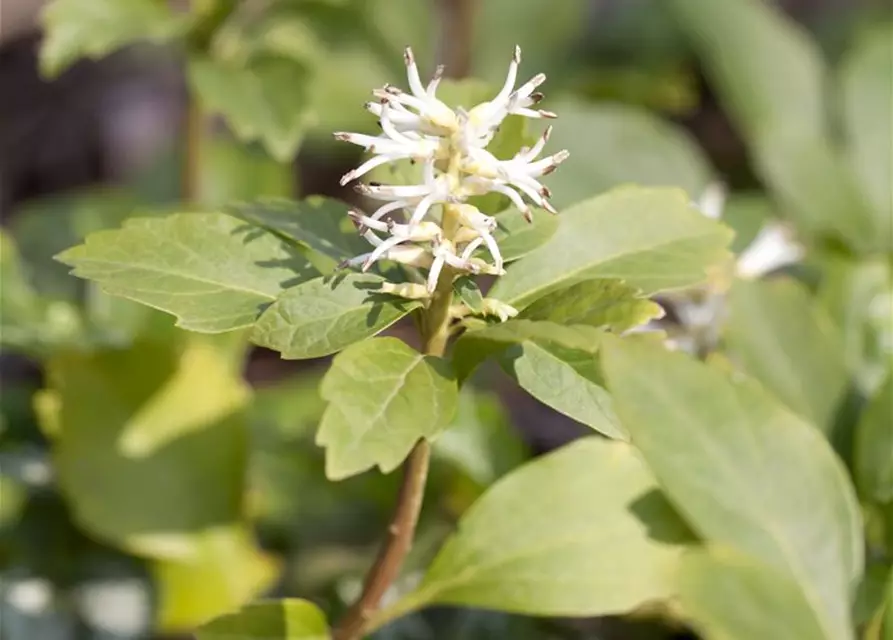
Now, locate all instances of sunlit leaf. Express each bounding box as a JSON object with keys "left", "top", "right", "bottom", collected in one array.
[
  {"left": 489, "top": 186, "right": 732, "bottom": 308},
  {"left": 40, "top": 0, "right": 189, "bottom": 77},
  {"left": 196, "top": 599, "right": 329, "bottom": 640},
  {"left": 544, "top": 100, "right": 713, "bottom": 208},
  {"left": 154, "top": 526, "right": 280, "bottom": 633},
  {"left": 602, "top": 336, "right": 863, "bottom": 640},
  {"left": 453, "top": 277, "right": 485, "bottom": 314},
  {"left": 380, "top": 437, "right": 692, "bottom": 620},
  {"left": 250, "top": 273, "right": 420, "bottom": 360},
  {"left": 452, "top": 321, "right": 622, "bottom": 438},
  {"left": 490, "top": 208, "right": 559, "bottom": 263},
  {"left": 678, "top": 547, "right": 832, "bottom": 640},
  {"left": 519, "top": 278, "right": 664, "bottom": 332},
  {"left": 57, "top": 213, "right": 318, "bottom": 333},
  {"left": 233, "top": 197, "right": 369, "bottom": 272},
  {"left": 725, "top": 278, "right": 848, "bottom": 433},
  {"left": 317, "top": 337, "right": 458, "bottom": 479}
]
